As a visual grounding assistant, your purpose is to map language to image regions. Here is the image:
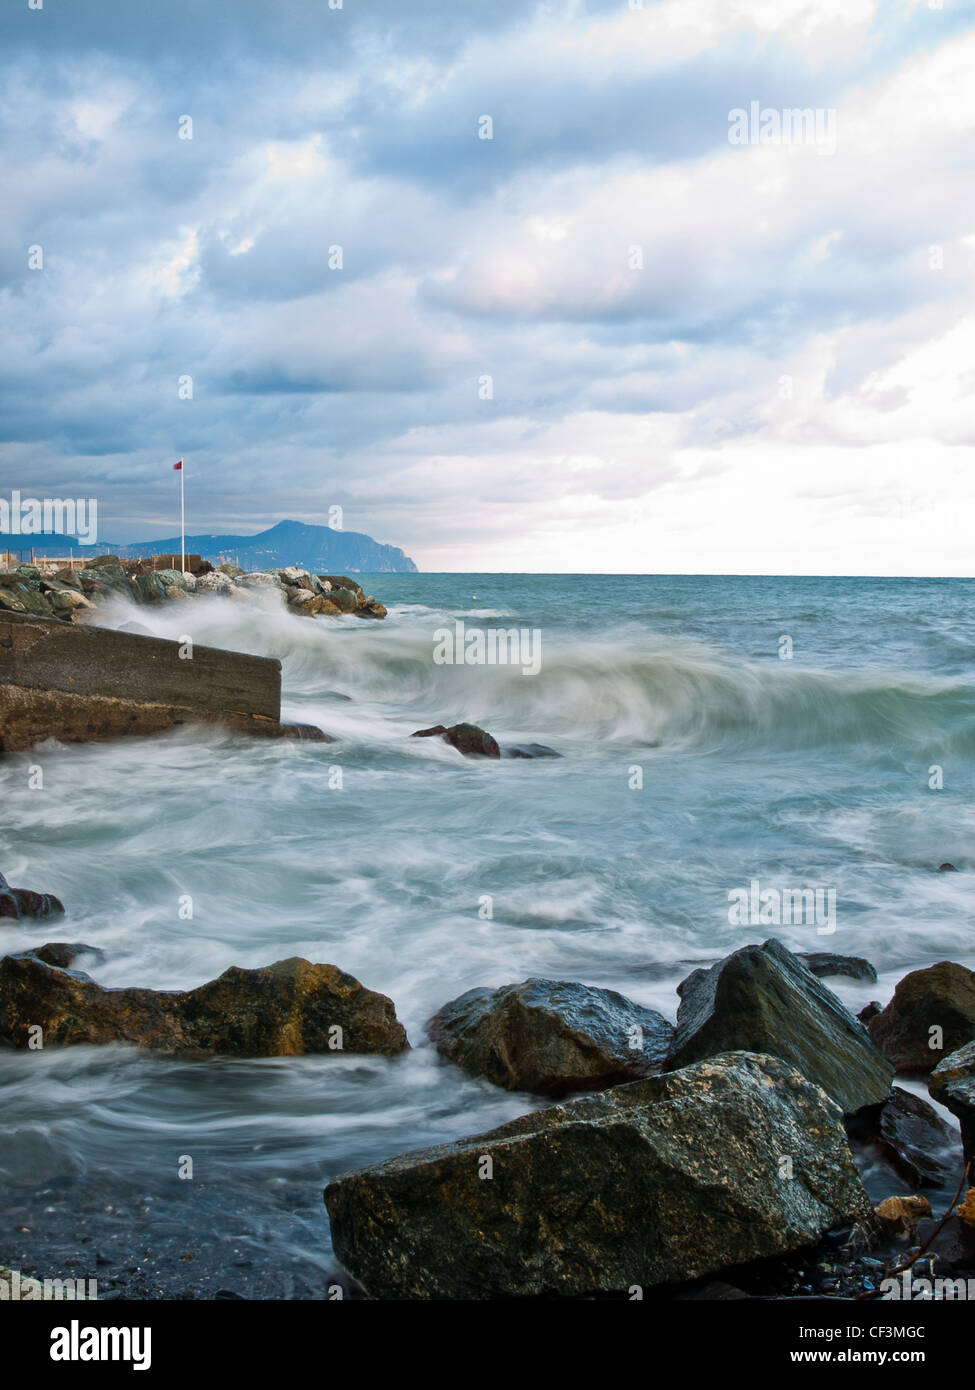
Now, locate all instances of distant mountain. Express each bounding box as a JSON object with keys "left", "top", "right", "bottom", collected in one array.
[{"left": 7, "top": 520, "right": 419, "bottom": 573}]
